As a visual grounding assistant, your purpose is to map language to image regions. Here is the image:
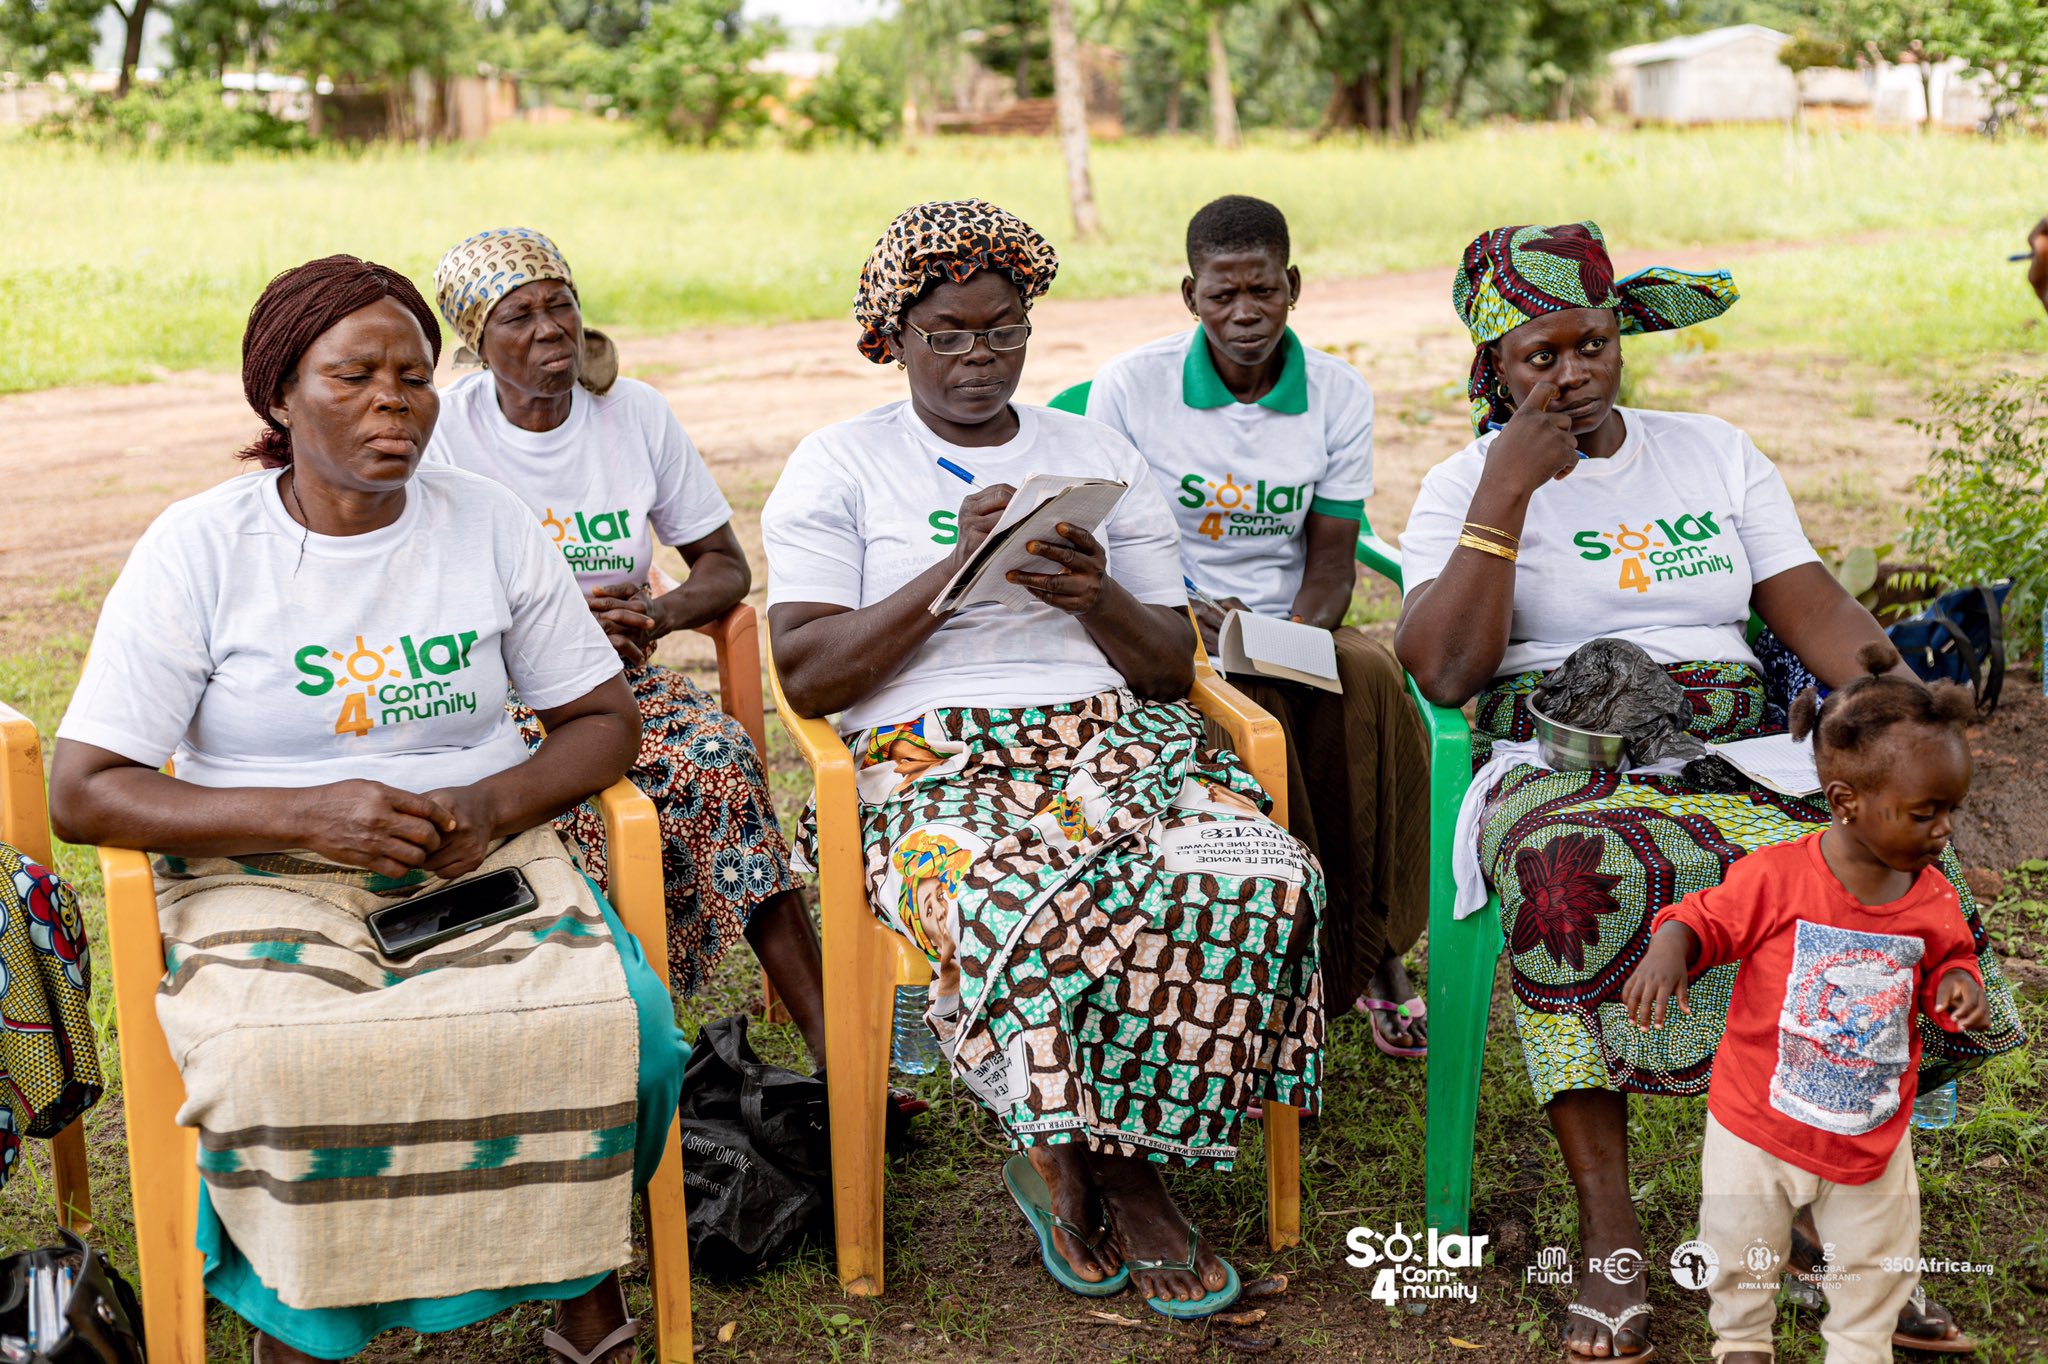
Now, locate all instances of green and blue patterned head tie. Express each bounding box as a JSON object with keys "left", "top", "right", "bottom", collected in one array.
[{"left": 1452, "top": 221, "right": 1738, "bottom": 433}]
